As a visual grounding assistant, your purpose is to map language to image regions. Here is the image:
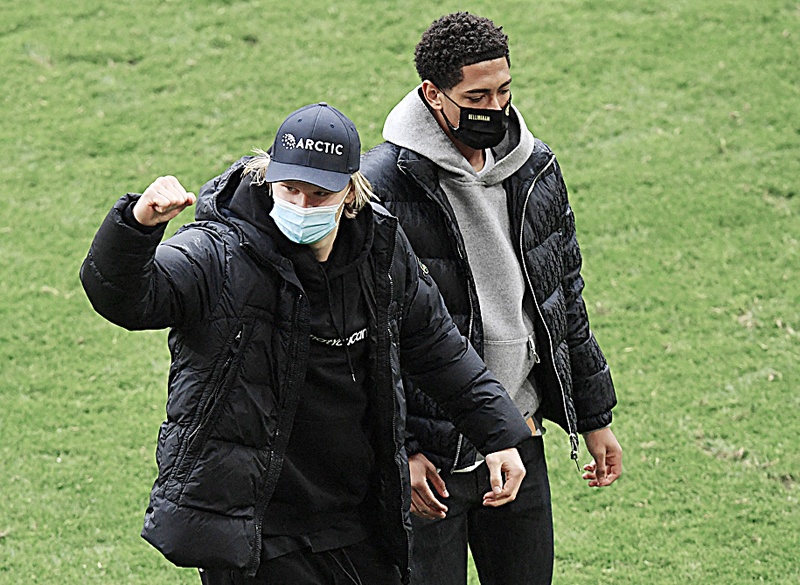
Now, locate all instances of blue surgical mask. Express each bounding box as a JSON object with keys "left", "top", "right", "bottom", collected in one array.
[{"left": 270, "top": 195, "right": 345, "bottom": 244}]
